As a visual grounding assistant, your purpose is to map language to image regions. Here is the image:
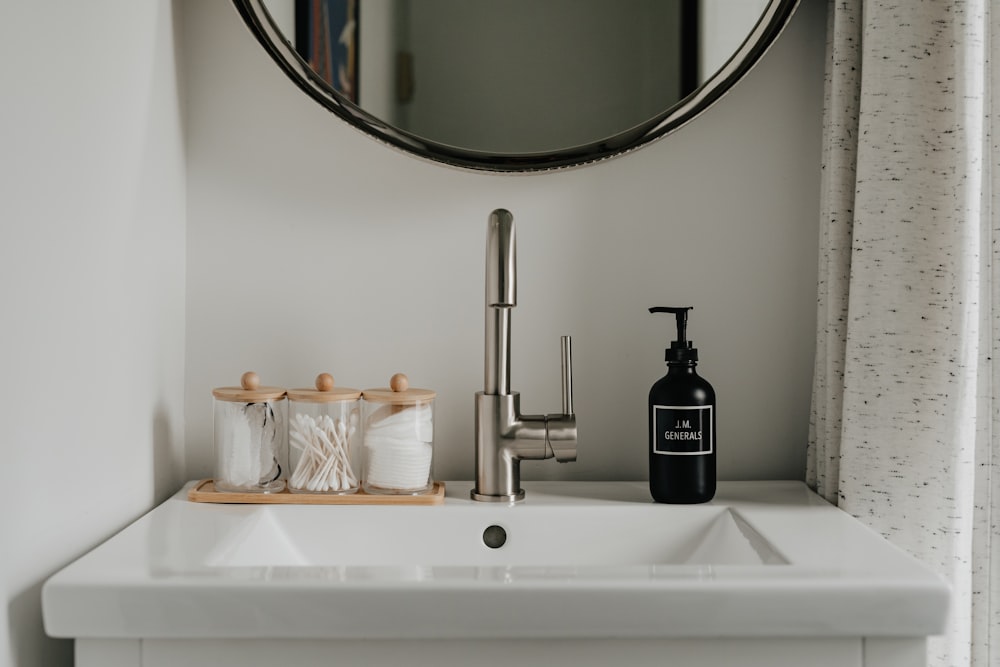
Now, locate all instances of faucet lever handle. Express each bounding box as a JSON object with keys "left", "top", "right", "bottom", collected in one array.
[{"left": 560, "top": 336, "right": 574, "bottom": 415}]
